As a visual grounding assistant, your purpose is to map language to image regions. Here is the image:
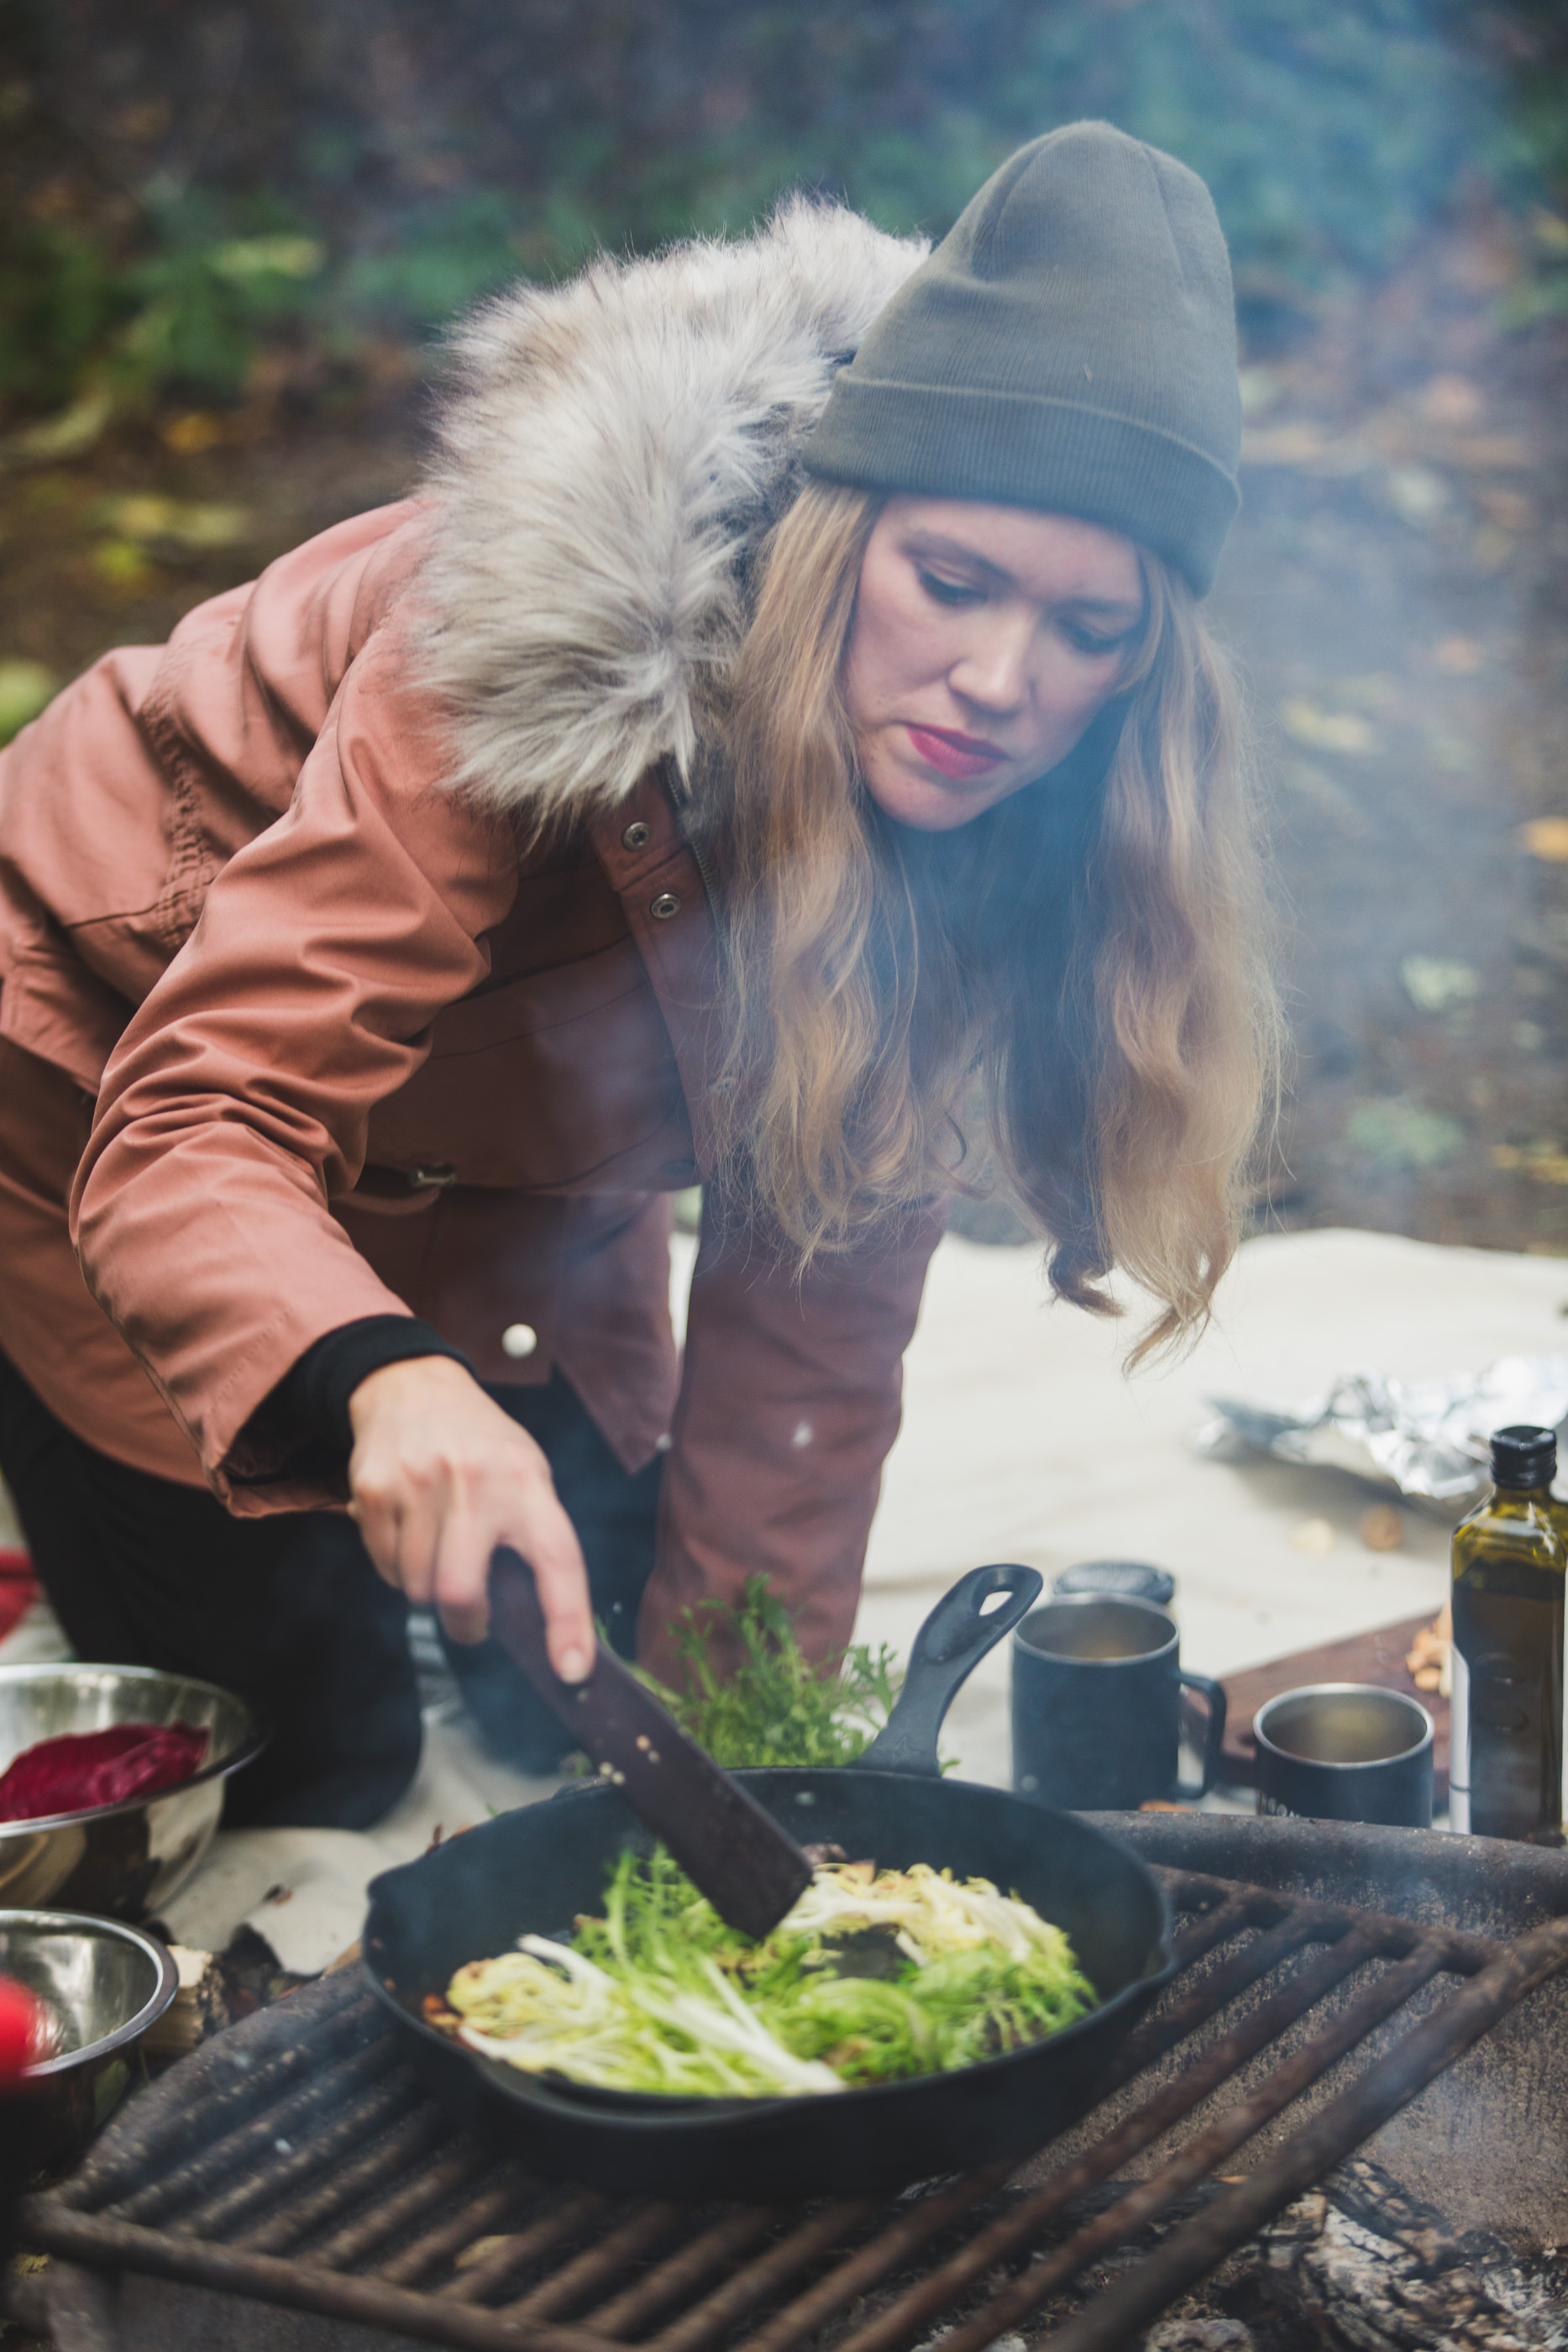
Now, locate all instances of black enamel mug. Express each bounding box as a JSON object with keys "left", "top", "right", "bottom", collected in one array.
[
  {"left": 1253, "top": 1683, "right": 1434, "bottom": 1828},
  {"left": 1010, "top": 1595, "right": 1228, "bottom": 1809}
]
